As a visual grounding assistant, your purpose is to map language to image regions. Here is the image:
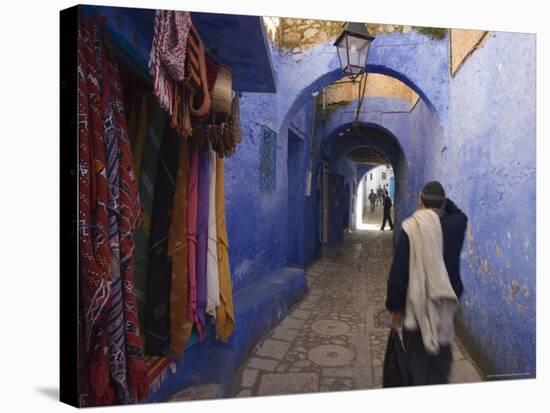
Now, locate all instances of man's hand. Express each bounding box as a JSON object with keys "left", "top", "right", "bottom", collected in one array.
[{"left": 389, "top": 311, "right": 402, "bottom": 330}]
